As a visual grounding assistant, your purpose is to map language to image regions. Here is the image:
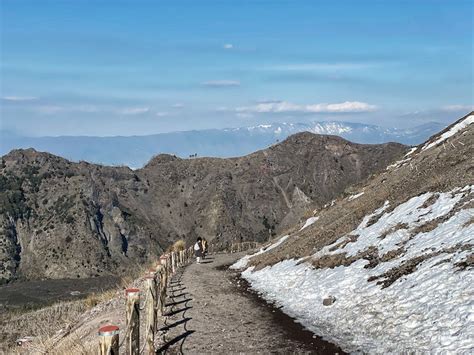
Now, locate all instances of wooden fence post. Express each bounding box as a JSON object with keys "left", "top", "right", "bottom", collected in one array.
[
  {"left": 145, "top": 276, "right": 156, "bottom": 355},
  {"left": 171, "top": 252, "right": 176, "bottom": 274},
  {"left": 155, "top": 265, "right": 165, "bottom": 316},
  {"left": 125, "top": 288, "right": 140, "bottom": 355},
  {"left": 153, "top": 272, "right": 161, "bottom": 329},
  {"left": 98, "top": 325, "right": 119, "bottom": 355},
  {"left": 160, "top": 256, "right": 168, "bottom": 313},
  {"left": 167, "top": 254, "right": 172, "bottom": 282}
]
